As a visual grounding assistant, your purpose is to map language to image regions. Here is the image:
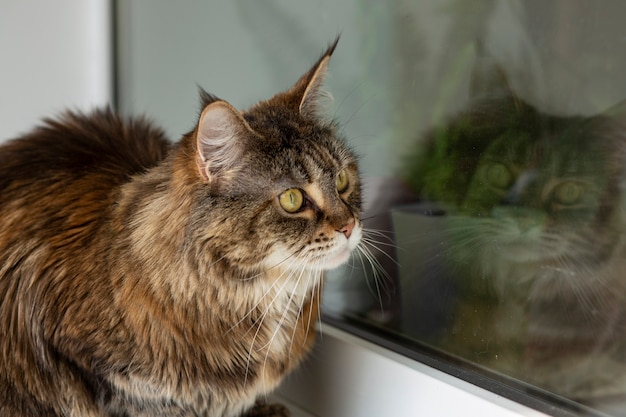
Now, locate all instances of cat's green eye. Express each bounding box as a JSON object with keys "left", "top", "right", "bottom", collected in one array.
[
  {"left": 279, "top": 188, "right": 304, "bottom": 213},
  {"left": 485, "top": 163, "right": 513, "bottom": 189},
  {"left": 553, "top": 181, "right": 583, "bottom": 206},
  {"left": 336, "top": 169, "right": 349, "bottom": 193}
]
